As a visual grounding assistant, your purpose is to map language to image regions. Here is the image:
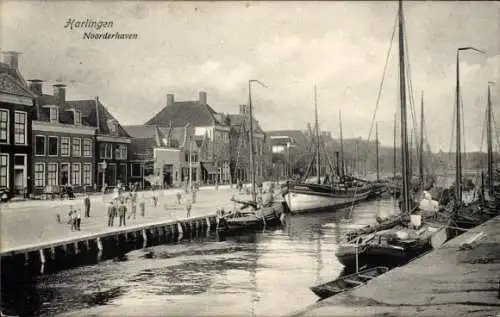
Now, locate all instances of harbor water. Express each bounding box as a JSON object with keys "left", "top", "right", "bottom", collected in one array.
[{"left": 3, "top": 198, "right": 400, "bottom": 317}]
